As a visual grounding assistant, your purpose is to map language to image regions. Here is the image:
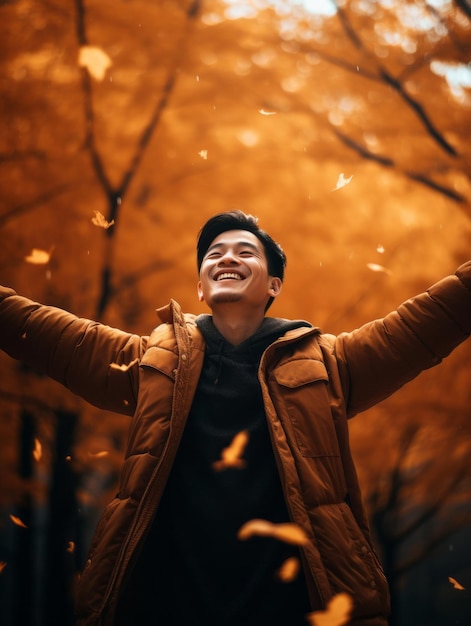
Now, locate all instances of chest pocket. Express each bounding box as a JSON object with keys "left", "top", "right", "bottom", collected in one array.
[
  {"left": 140, "top": 346, "right": 178, "bottom": 379},
  {"left": 126, "top": 347, "right": 179, "bottom": 457},
  {"left": 272, "top": 359, "right": 341, "bottom": 458}
]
